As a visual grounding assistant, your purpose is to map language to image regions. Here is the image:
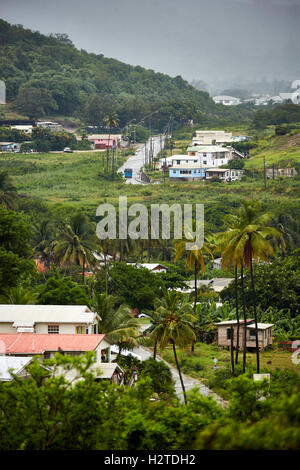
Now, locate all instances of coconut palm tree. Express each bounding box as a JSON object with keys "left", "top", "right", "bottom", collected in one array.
[
  {"left": 174, "top": 236, "right": 214, "bottom": 315},
  {"left": 0, "top": 171, "right": 18, "bottom": 210},
  {"left": 53, "top": 214, "right": 96, "bottom": 283},
  {"left": 143, "top": 303, "right": 164, "bottom": 360},
  {"left": 103, "top": 112, "right": 119, "bottom": 173},
  {"left": 150, "top": 289, "right": 196, "bottom": 404},
  {"left": 93, "top": 292, "right": 139, "bottom": 357},
  {"left": 32, "top": 220, "right": 56, "bottom": 268},
  {"left": 222, "top": 201, "right": 282, "bottom": 373},
  {"left": 218, "top": 219, "right": 242, "bottom": 367}
]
